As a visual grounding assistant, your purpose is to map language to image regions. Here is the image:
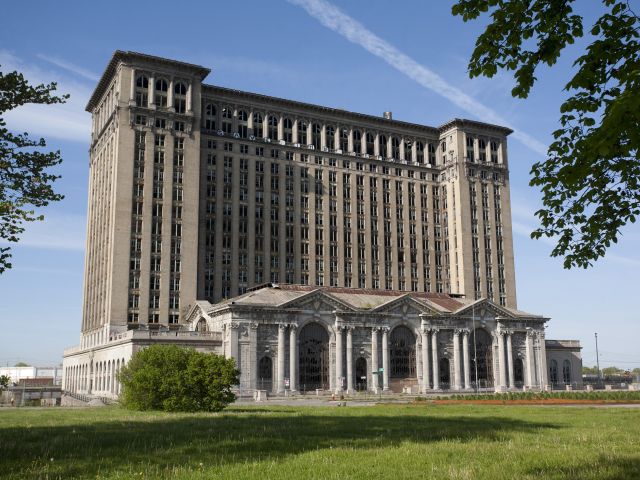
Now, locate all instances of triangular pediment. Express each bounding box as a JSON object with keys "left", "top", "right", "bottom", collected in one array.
[
  {"left": 454, "top": 298, "right": 515, "bottom": 319},
  {"left": 371, "top": 294, "right": 437, "bottom": 315},
  {"left": 279, "top": 289, "right": 354, "bottom": 312}
]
